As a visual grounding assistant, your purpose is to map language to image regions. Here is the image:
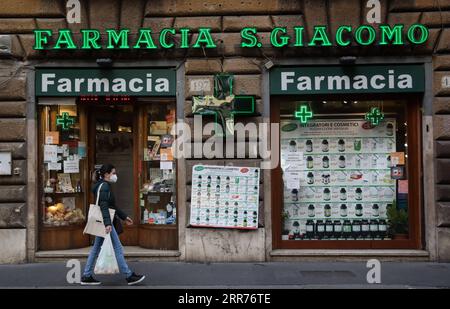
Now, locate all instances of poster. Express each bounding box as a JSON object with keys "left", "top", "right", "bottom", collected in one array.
[
  {"left": 64, "top": 157, "right": 80, "bottom": 173},
  {"left": 45, "top": 131, "right": 60, "bottom": 145},
  {"left": 44, "top": 145, "right": 58, "bottom": 163},
  {"left": 190, "top": 165, "right": 260, "bottom": 230},
  {"left": 281, "top": 119, "right": 396, "bottom": 240}
]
